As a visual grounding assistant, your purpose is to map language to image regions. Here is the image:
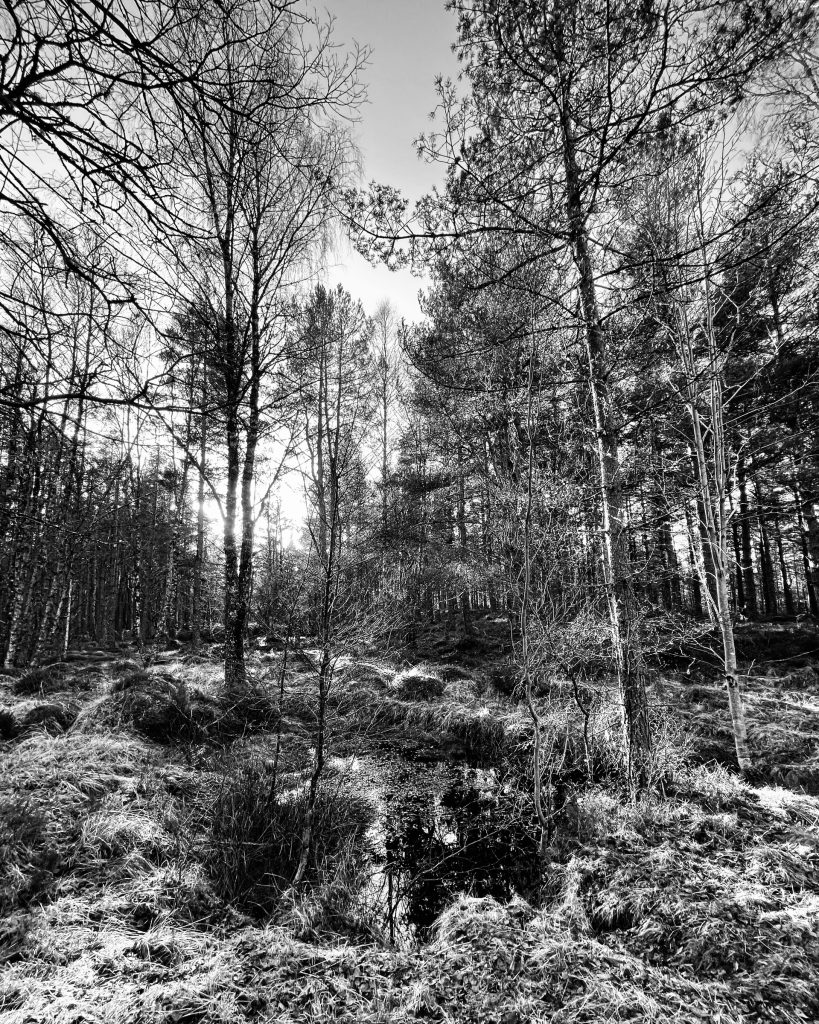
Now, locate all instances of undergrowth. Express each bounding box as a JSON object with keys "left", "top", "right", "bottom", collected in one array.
[
  {"left": 204, "top": 754, "right": 375, "bottom": 913},
  {"left": 0, "top": 641, "right": 817, "bottom": 1023}
]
